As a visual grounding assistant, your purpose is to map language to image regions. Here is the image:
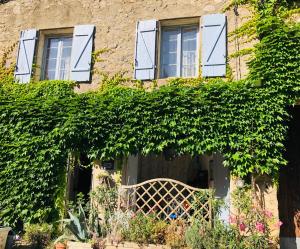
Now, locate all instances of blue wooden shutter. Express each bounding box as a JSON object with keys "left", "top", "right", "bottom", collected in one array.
[
  {"left": 70, "top": 25, "right": 95, "bottom": 82},
  {"left": 201, "top": 14, "right": 227, "bottom": 77},
  {"left": 14, "top": 29, "right": 37, "bottom": 83},
  {"left": 134, "top": 20, "right": 157, "bottom": 80}
]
